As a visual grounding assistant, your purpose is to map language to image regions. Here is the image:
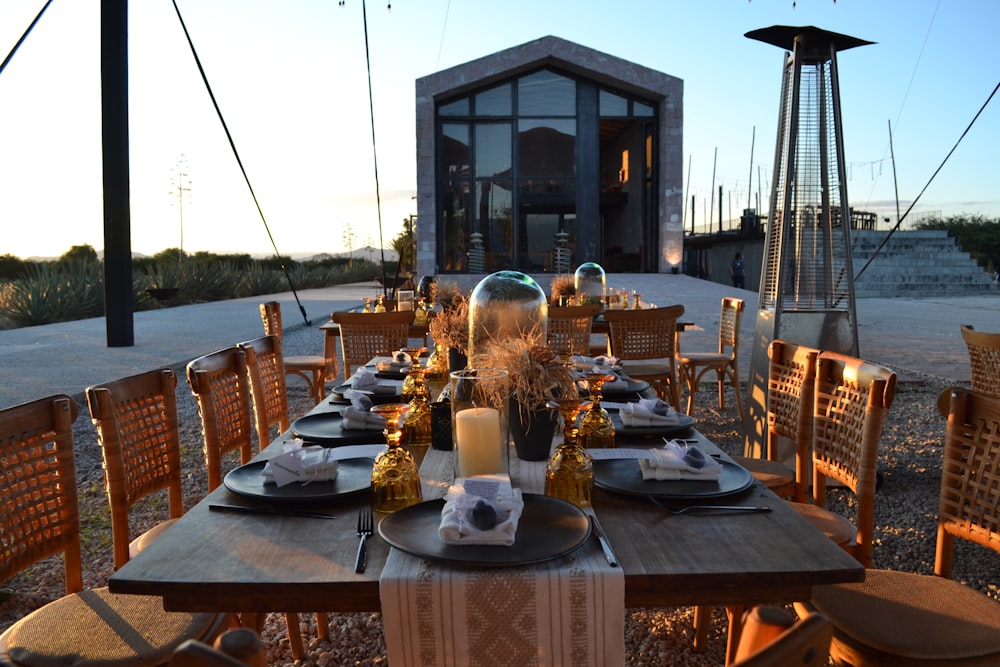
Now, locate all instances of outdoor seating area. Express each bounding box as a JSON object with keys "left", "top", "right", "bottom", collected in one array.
[{"left": 2, "top": 271, "right": 1000, "bottom": 667}]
